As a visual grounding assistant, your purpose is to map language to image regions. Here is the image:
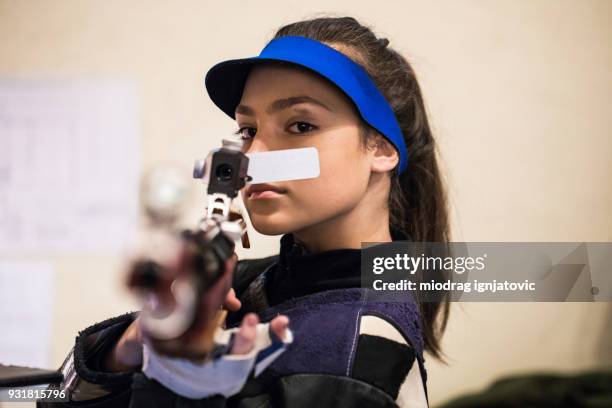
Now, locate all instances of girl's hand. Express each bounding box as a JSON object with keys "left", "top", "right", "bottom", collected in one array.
[{"left": 105, "top": 255, "right": 290, "bottom": 372}]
